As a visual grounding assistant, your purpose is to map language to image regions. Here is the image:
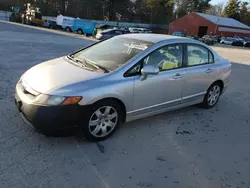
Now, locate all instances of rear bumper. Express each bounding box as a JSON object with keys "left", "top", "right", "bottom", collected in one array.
[{"left": 14, "top": 85, "right": 89, "bottom": 133}]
